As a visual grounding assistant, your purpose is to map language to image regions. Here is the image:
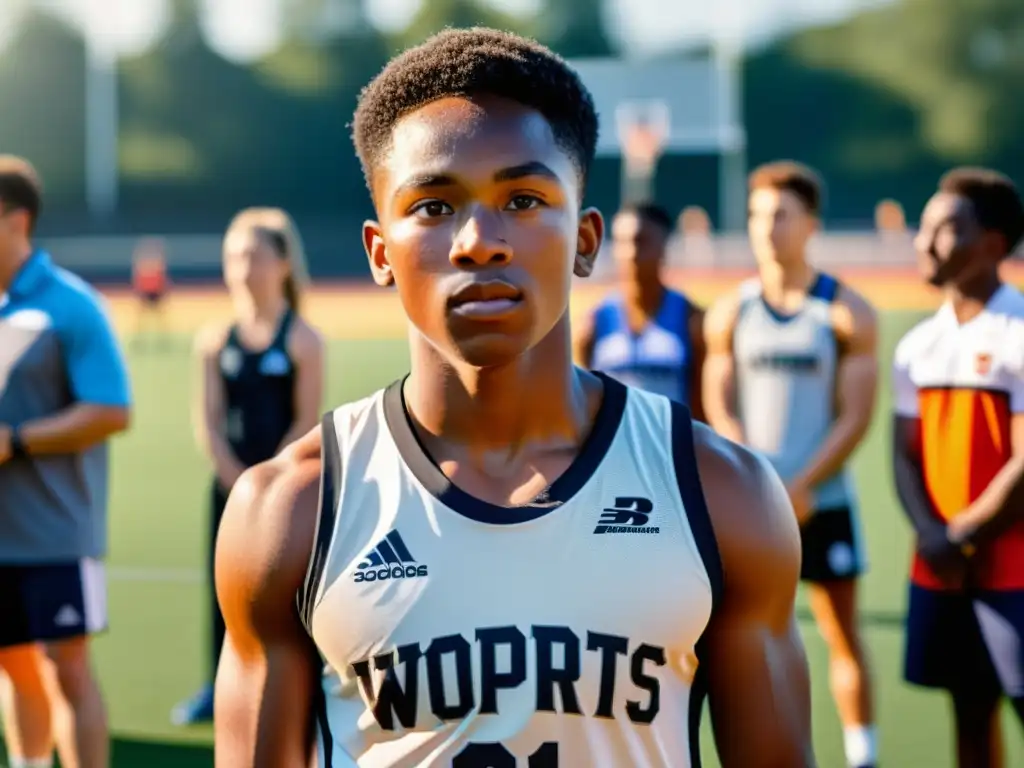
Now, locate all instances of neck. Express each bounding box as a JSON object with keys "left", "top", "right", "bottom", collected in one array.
[
  {"left": 404, "top": 316, "right": 591, "bottom": 453},
  {"left": 946, "top": 271, "right": 1002, "bottom": 317},
  {"left": 0, "top": 244, "right": 33, "bottom": 293},
  {"left": 758, "top": 258, "right": 814, "bottom": 299},
  {"left": 624, "top": 281, "right": 665, "bottom": 315},
  {"left": 233, "top": 294, "right": 286, "bottom": 324}
]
